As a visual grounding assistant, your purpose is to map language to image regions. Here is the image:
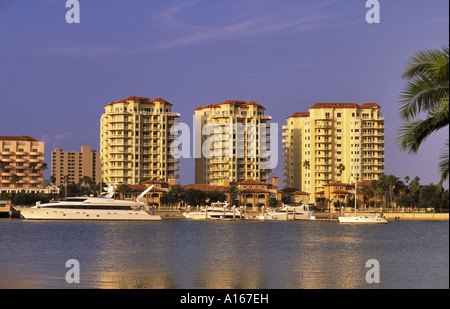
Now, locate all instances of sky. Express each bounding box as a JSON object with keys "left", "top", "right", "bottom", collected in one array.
[{"left": 0, "top": 0, "right": 448, "bottom": 188}]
